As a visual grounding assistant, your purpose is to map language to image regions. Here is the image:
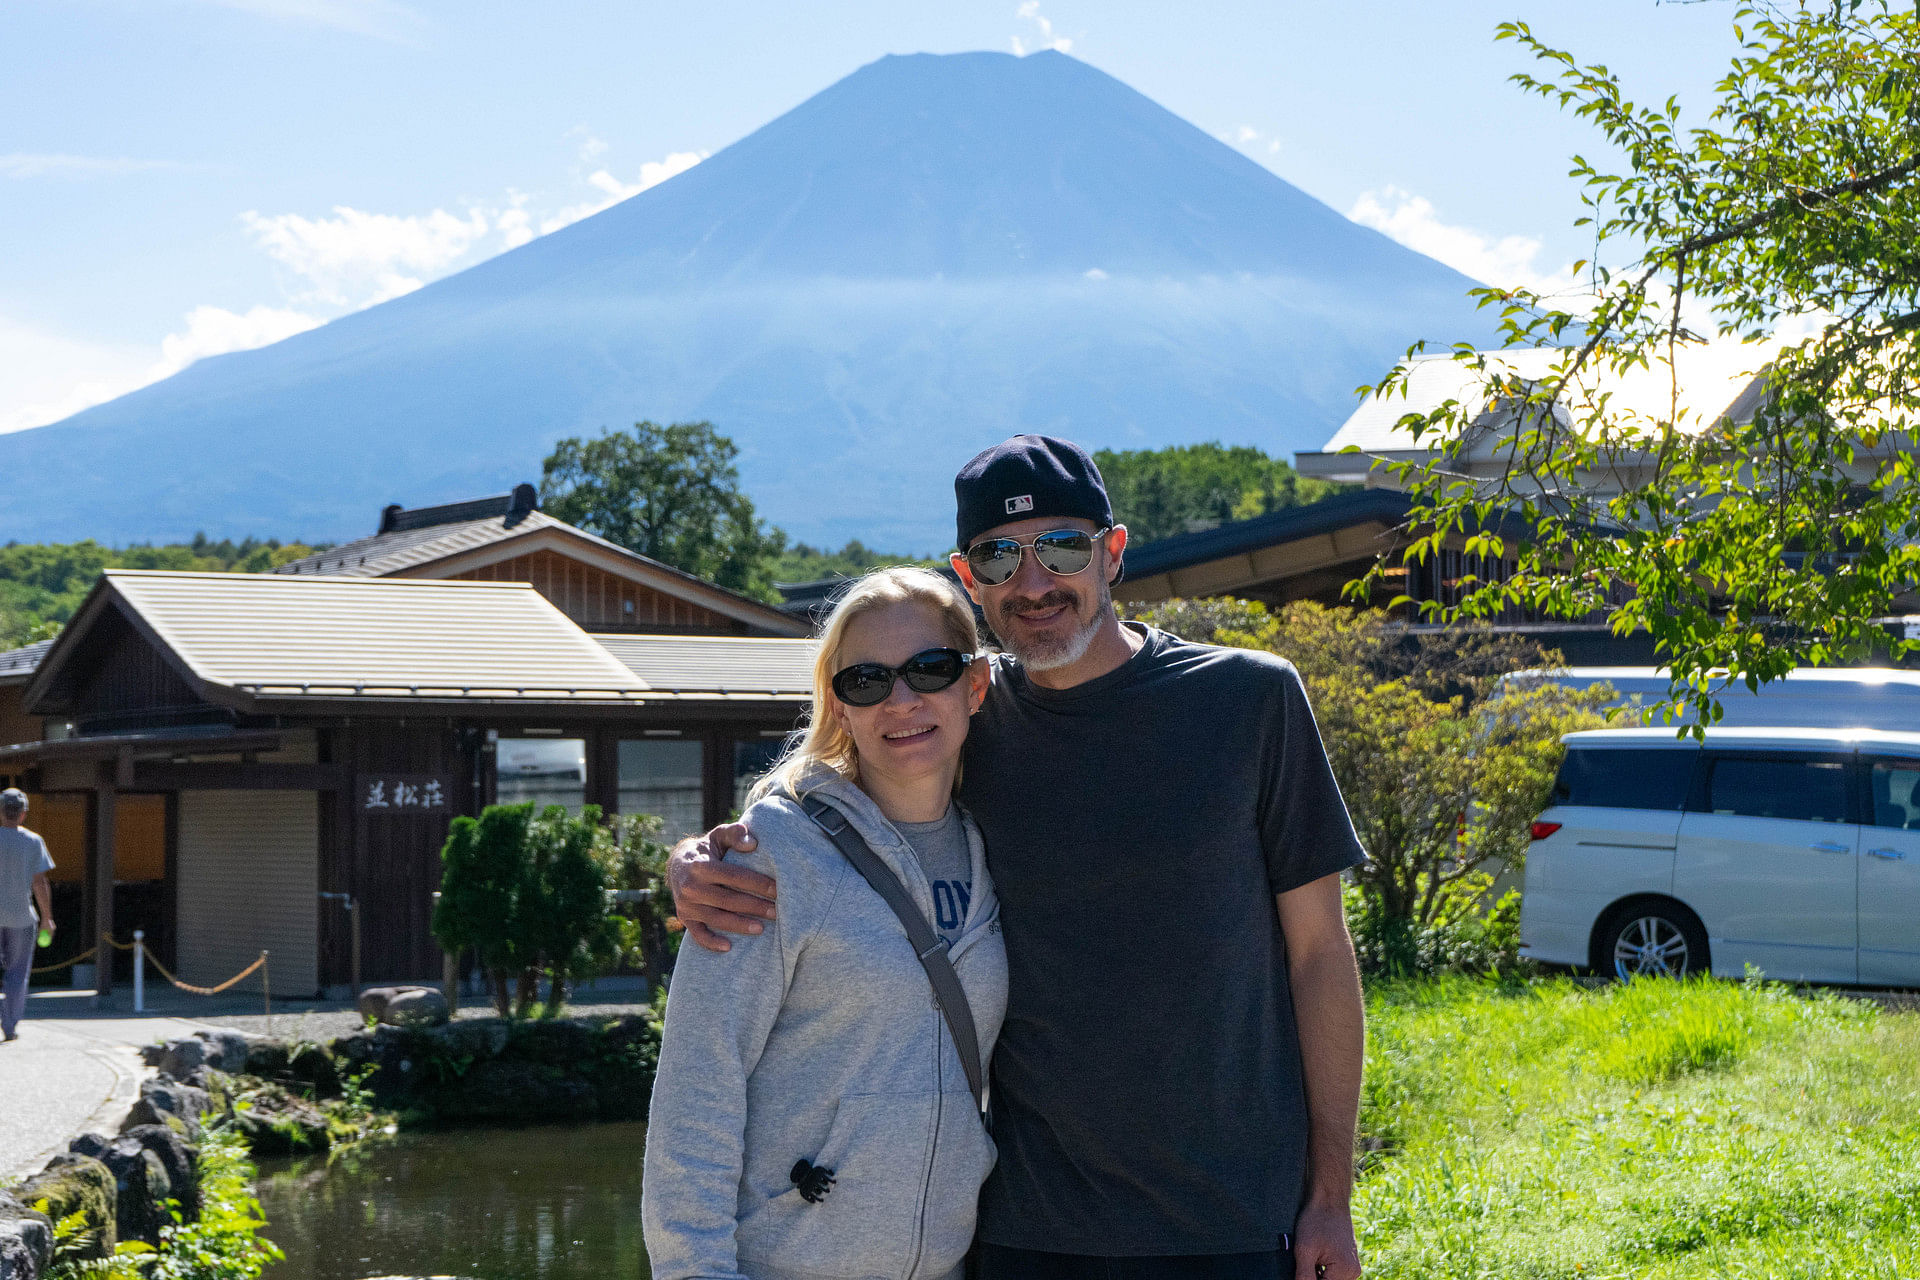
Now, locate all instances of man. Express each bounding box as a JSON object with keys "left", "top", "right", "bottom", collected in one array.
[
  {"left": 672, "top": 436, "right": 1367, "bottom": 1280},
  {"left": 0, "top": 788, "right": 55, "bottom": 1043}
]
